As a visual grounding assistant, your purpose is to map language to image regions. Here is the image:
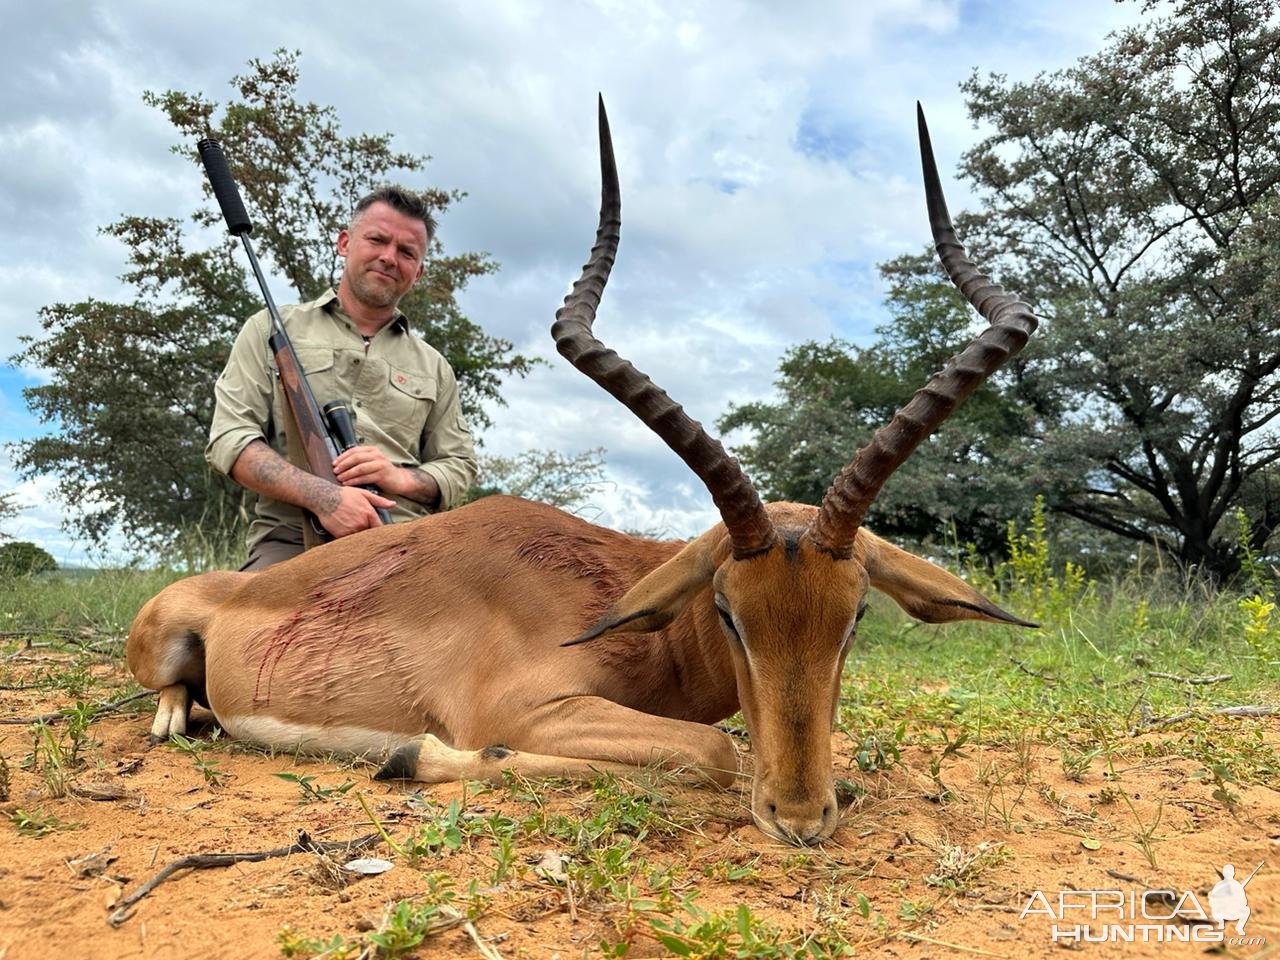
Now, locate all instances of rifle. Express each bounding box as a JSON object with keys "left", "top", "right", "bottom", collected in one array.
[{"left": 197, "top": 138, "right": 392, "bottom": 545}]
